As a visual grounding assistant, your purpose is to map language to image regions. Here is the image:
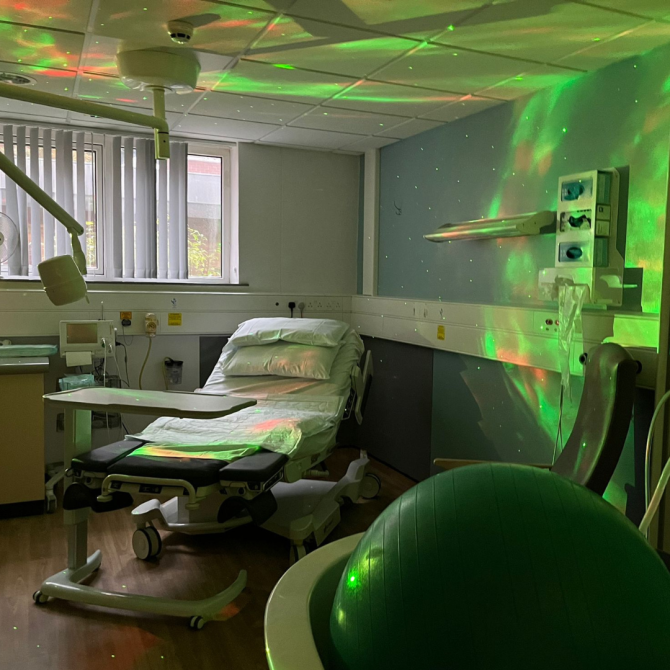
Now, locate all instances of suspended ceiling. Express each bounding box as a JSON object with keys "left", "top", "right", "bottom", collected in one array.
[{"left": 0, "top": 0, "right": 668, "bottom": 153}]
